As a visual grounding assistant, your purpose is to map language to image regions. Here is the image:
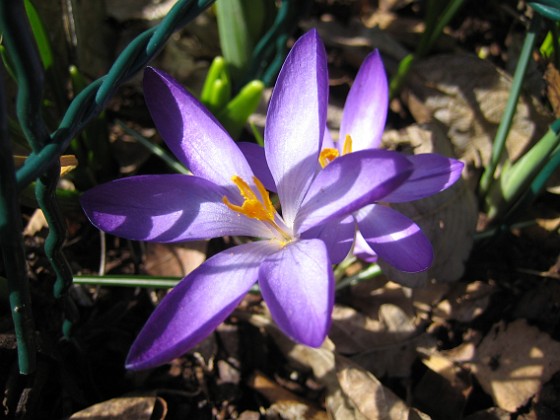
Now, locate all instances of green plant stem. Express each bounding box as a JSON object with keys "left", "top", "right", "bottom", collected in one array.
[
  {"left": 335, "top": 264, "right": 383, "bottom": 291},
  {"left": 74, "top": 275, "right": 181, "bottom": 289},
  {"left": 486, "top": 121, "right": 560, "bottom": 221},
  {"left": 74, "top": 275, "right": 264, "bottom": 295},
  {"left": 479, "top": 15, "right": 541, "bottom": 198}
]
